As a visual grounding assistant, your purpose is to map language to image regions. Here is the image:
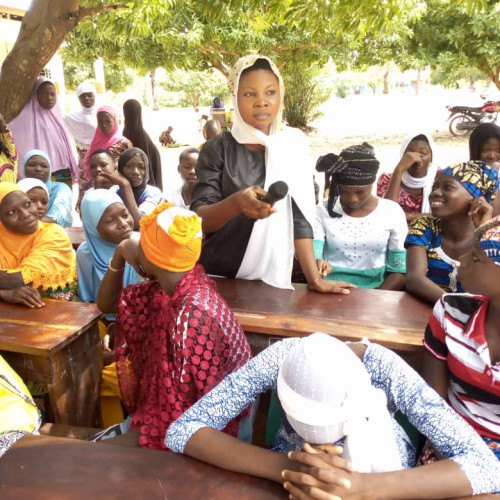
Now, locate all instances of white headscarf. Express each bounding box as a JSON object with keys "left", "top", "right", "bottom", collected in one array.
[
  {"left": 17, "top": 178, "right": 49, "bottom": 196},
  {"left": 229, "top": 55, "right": 316, "bottom": 289},
  {"left": 399, "top": 132, "right": 436, "bottom": 213},
  {"left": 63, "top": 81, "right": 97, "bottom": 149},
  {"left": 277, "top": 333, "right": 402, "bottom": 473}
]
